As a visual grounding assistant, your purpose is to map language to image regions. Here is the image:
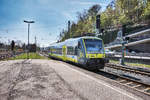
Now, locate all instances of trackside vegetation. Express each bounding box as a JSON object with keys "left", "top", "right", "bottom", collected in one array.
[
  {"left": 58, "top": 0, "right": 150, "bottom": 44},
  {"left": 8, "top": 53, "right": 48, "bottom": 60}
]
